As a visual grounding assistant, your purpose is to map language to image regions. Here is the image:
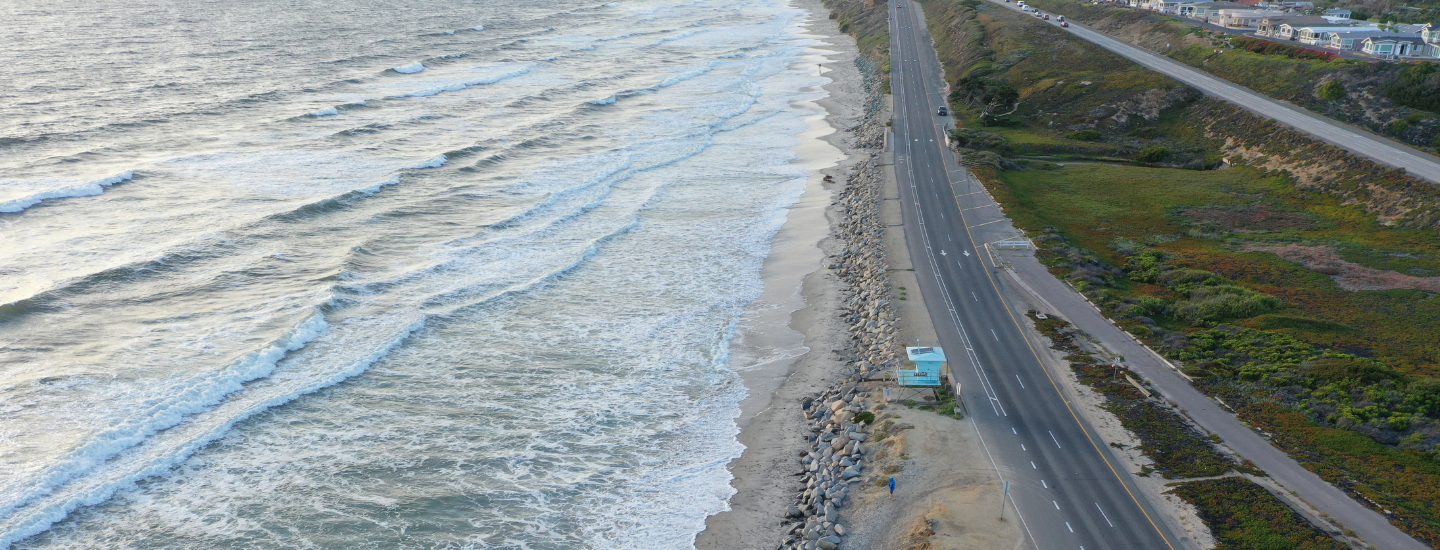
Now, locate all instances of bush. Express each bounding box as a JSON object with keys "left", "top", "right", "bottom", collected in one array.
[
  {"left": 1171, "top": 285, "right": 1280, "bottom": 325},
  {"left": 1067, "top": 129, "right": 1103, "bottom": 142},
  {"left": 854, "top": 411, "right": 876, "bottom": 424},
  {"left": 1317, "top": 80, "right": 1346, "bottom": 101},
  {"left": 1381, "top": 63, "right": 1440, "bottom": 113},
  {"left": 1230, "top": 36, "right": 1338, "bottom": 61},
  {"left": 951, "top": 127, "right": 1008, "bottom": 150},
  {"left": 1300, "top": 357, "right": 1400, "bottom": 386},
  {"left": 1155, "top": 268, "right": 1221, "bottom": 287},
  {"left": 1135, "top": 146, "right": 1172, "bottom": 163}
]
